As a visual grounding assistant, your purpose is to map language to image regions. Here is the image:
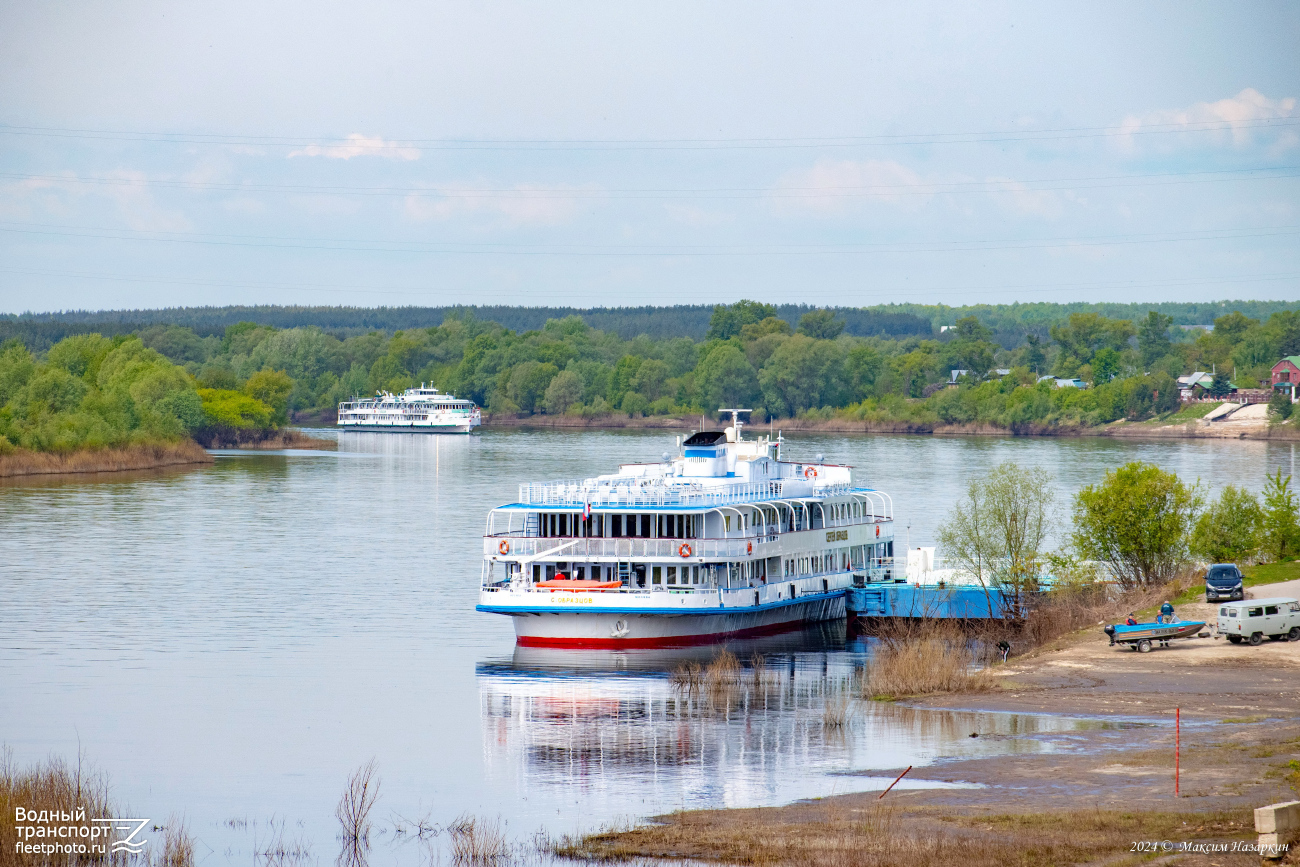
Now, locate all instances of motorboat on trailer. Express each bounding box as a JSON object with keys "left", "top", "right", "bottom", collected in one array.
[
  {"left": 476, "top": 410, "right": 897, "bottom": 647},
  {"left": 1103, "top": 619, "right": 1208, "bottom": 652},
  {"left": 337, "top": 384, "right": 481, "bottom": 433}
]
